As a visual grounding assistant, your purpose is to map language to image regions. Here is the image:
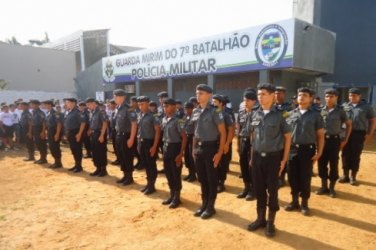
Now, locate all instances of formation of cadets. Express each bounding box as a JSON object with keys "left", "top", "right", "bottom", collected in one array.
[{"left": 1, "top": 83, "right": 375, "bottom": 238}]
